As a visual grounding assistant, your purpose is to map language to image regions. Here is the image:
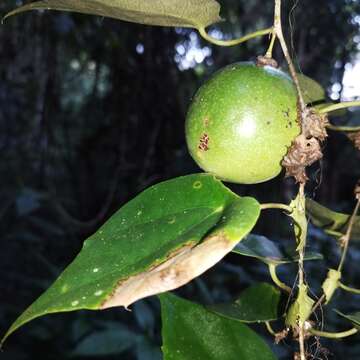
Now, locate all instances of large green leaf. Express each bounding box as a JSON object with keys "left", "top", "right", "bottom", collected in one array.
[
  {"left": 306, "top": 199, "right": 360, "bottom": 240},
  {"left": 4, "top": 0, "right": 222, "bottom": 29},
  {"left": 1, "top": 174, "right": 260, "bottom": 344},
  {"left": 160, "top": 293, "right": 276, "bottom": 360},
  {"left": 297, "top": 74, "right": 326, "bottom": 104},
  {"left": 208, "top": 283, "right": 281, "bottom": 323},
  {"left": 232, "top": 233, "right": 322, "bottom": 265}
]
